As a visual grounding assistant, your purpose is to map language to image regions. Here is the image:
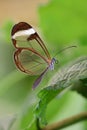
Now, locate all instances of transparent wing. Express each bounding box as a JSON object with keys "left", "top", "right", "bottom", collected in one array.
[
  {"left": 11, "top": 22, "right": 52, "bottom": 76},
  {"left": 13, "top": 34, "right": 51, "bottom": 61},
  {"left": 14, "top": 48, "right": 49, "bottom": 75},
  {"left": 12, "top": 22, "right": 51, "bottom": 60}
]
